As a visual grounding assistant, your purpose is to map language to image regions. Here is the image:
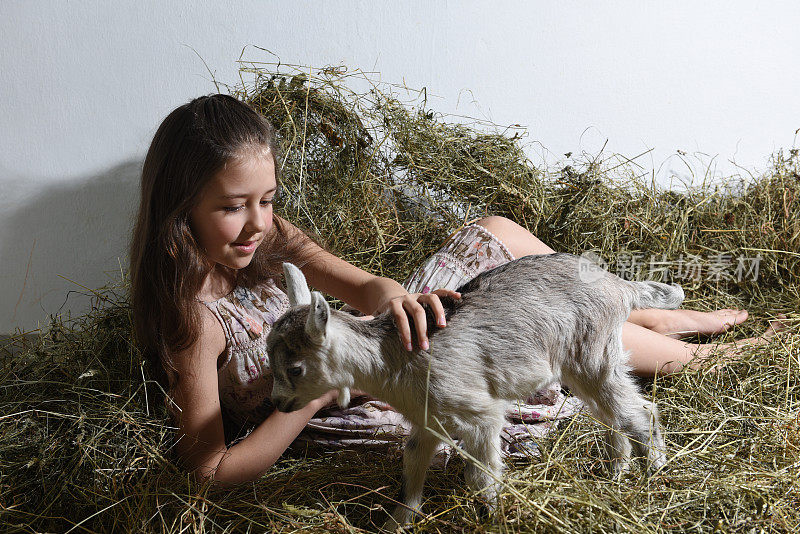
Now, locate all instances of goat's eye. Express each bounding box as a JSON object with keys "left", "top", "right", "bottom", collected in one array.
[{"left": 287, "top": 366, "right": 303, "bottom": 377}]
